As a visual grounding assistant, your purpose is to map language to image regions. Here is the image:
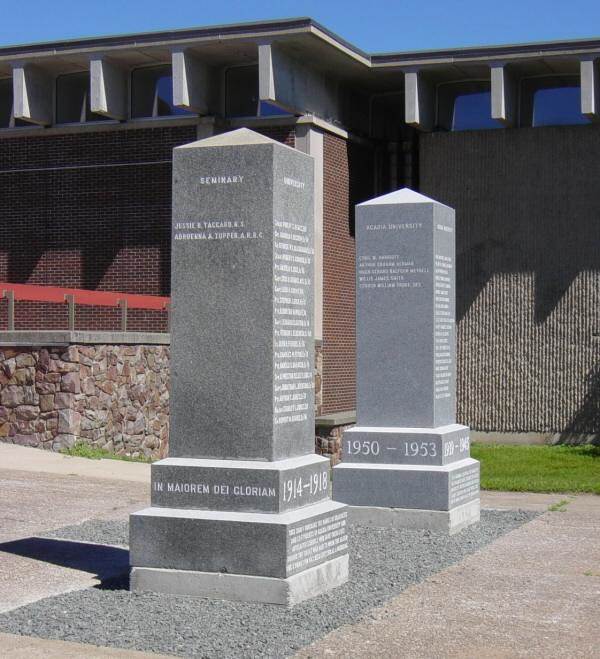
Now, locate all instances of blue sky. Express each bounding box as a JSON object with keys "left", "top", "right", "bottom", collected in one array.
[{"left": 2, "top": 1, "right": 600, "bottom": 52}]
